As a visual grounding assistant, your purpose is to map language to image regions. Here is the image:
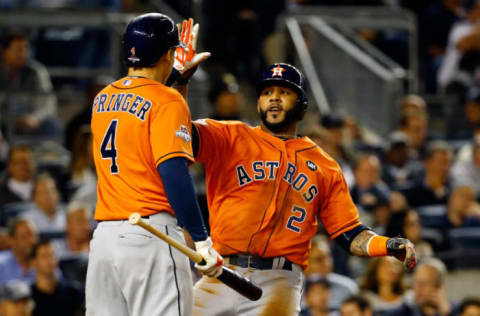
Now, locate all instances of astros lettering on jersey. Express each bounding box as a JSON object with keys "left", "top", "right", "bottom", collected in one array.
[
  {"left": 194, "top": 119, "right": 360, "bottom": 269},
  {"left": 91, "top": 77, "right": 193, "bottom": 221}
]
